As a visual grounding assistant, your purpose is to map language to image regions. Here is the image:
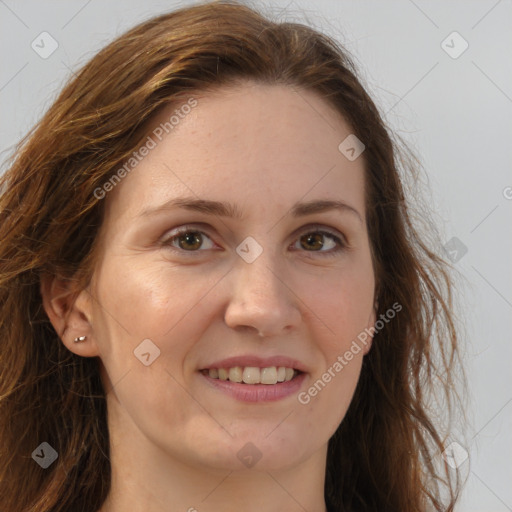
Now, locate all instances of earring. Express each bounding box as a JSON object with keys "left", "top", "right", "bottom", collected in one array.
[{"left": 73, "top": 335, "right": 87, "bottom": 343}]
